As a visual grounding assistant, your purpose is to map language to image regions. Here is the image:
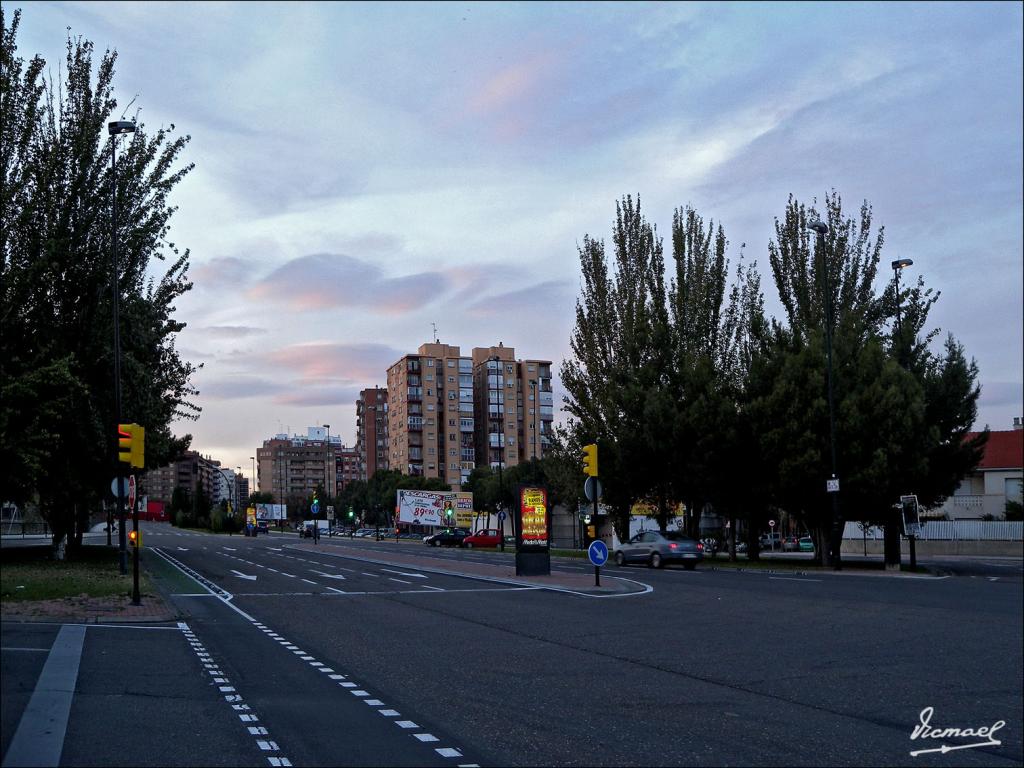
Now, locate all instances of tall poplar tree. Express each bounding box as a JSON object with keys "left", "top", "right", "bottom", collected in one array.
[{"left": 0, "top": 9, "right": 200, "bottom": 554}]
